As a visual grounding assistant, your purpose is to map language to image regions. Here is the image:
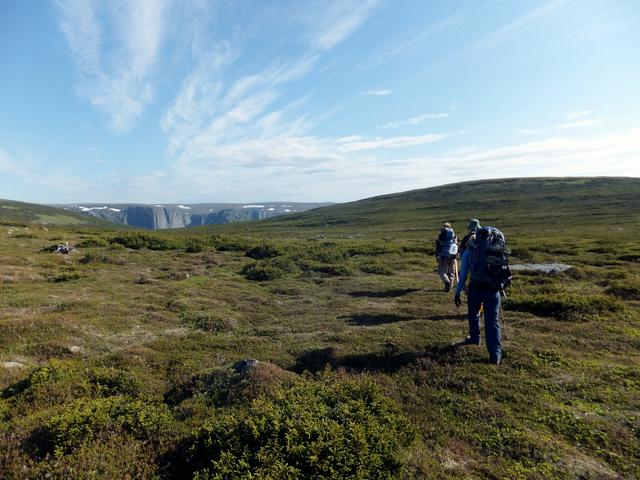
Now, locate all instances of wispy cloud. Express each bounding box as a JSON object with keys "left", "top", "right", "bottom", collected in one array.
[
  {"left": 361, "top": 89, "right": 392, "bottom": 96},
  {"left": 55, "top": 0, "right": 172, "bottom": 133},
  {"left": 554, "top": 119, "right": 598, "bottom": 129},
  {"left": 379, "top": 112, "right": 450, "bottom": 129},
  {"left": 310, "top": 0, "right": 380, "bottom": 50},
  {"left": 517, "top": 128, "right": 543, "bottom": 135},
  {"left": 567, "top": 110, "right": 592, "bottom": 119}
]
